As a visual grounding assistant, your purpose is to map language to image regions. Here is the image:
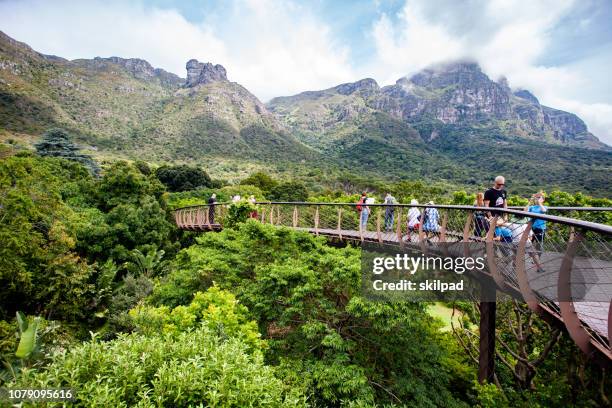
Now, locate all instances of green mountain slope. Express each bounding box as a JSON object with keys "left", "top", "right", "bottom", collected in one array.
[{"left": 0, "top": 30, "right": 317, "bottom": 165}]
